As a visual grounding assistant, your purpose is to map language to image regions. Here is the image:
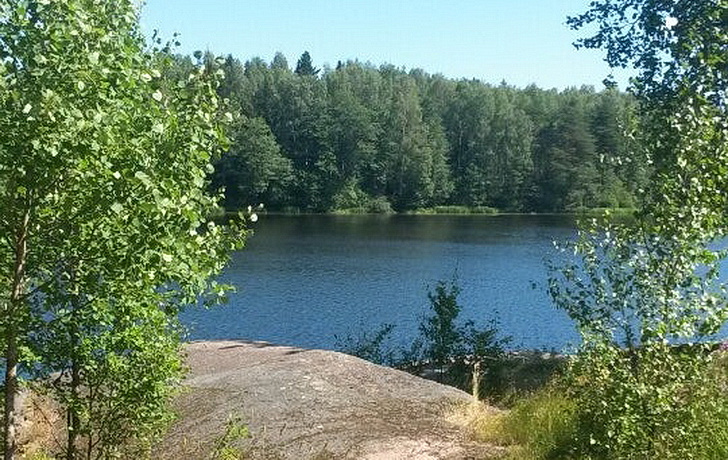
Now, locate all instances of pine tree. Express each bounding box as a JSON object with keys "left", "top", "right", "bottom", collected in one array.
[{"left": 295, "top": 51, "right": 319, "bottom": 76}]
